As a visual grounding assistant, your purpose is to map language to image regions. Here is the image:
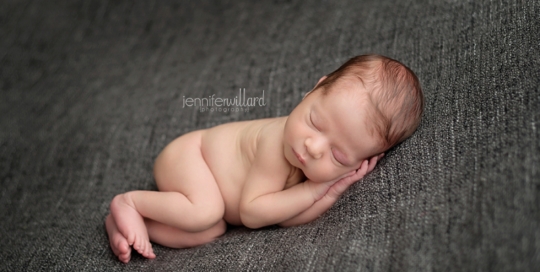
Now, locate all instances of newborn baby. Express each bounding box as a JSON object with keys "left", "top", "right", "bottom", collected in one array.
[{"left": 105, "top": 54, "right": 424, "bottom": 263}]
